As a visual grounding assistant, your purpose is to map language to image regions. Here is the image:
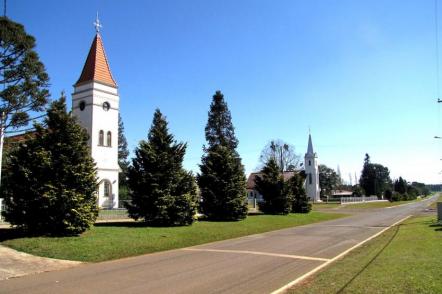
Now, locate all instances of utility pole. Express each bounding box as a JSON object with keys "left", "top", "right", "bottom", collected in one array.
[{"left": 0, "top": 112, "right": 4, "bottom": 188}]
